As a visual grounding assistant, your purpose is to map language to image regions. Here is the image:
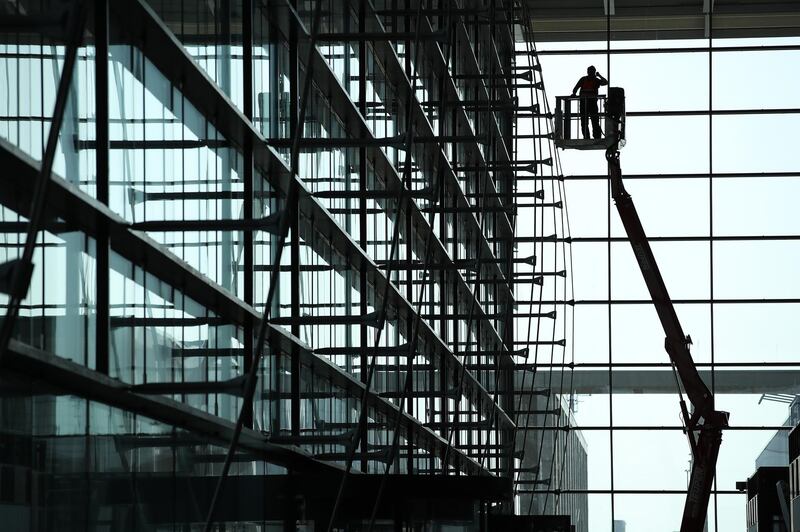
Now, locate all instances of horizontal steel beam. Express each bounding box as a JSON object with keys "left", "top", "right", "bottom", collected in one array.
[
  {"left": 3, "top": 339, "right": 335, "bottom": 473},
  {"left": 519, "top": 369, "right": 800, "bottom": 394},
  {"left": 526, "top": 8, "right": 800, "bottom": 42}
]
